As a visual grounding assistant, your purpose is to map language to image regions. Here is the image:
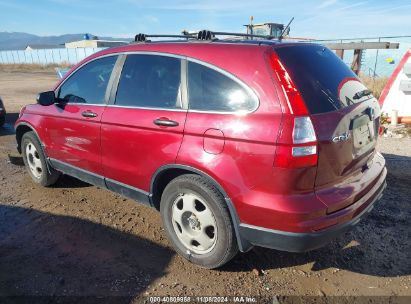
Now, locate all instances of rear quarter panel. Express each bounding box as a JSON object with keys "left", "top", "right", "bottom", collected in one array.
[{"left": 175, "top": 45, "right": 285, "bottom": 224}]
